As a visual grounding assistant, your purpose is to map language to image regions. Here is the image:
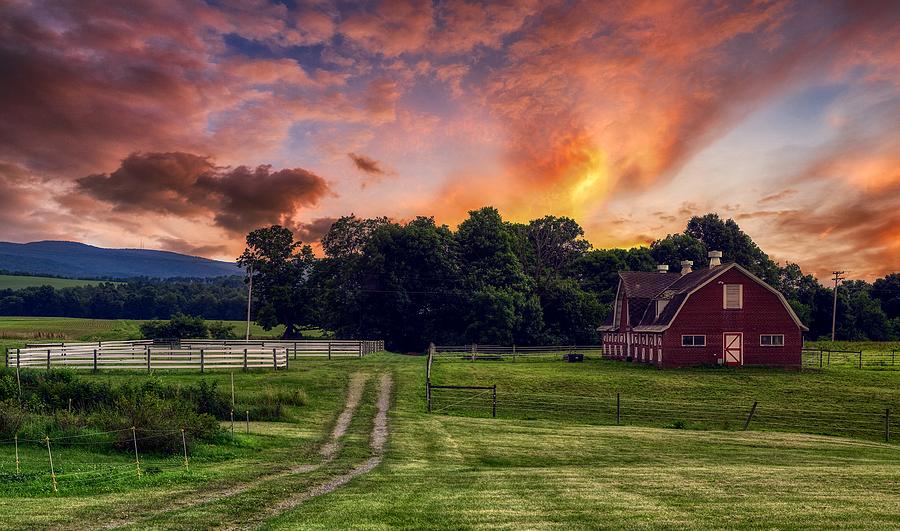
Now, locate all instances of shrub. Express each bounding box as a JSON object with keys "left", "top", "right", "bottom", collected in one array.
[
  {"left": 245, "top": 386, "right": 308, "bottom": 421},
  {"left": 0, "top": 400, "right": 26, "bottom": 439},
  {"left": 208, "top": 321, "right": 238, "bottom": 340},
  {"left": 140, "top": 313, "right": 209, "bottom": 339}
]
